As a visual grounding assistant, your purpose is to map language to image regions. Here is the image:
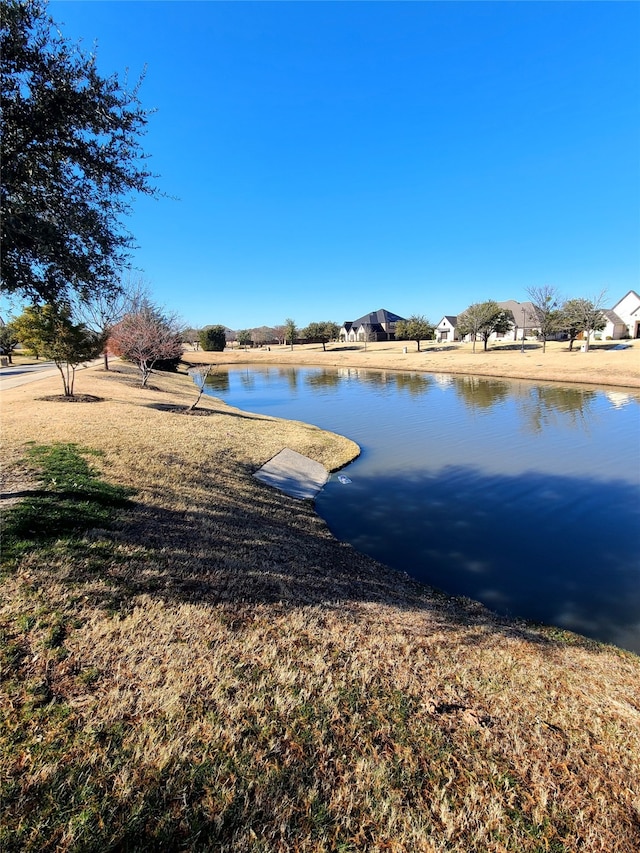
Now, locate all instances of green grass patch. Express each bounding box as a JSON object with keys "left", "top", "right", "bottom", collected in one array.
[{"left": 1, "top": 443, "right": 135, "bottom": 569}]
